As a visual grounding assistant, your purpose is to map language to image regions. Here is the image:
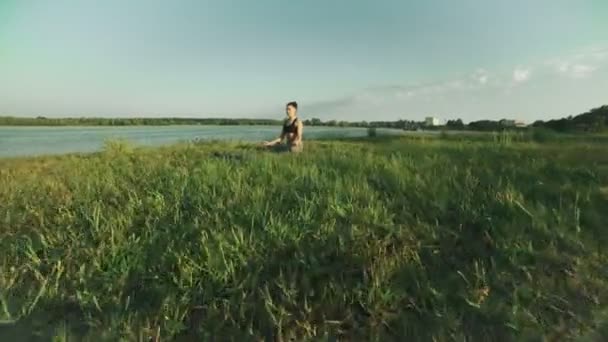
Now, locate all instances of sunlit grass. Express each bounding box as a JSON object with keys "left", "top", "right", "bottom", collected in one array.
[{"left": 1, "top": 136, "right": 607, "bottom": 340}]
